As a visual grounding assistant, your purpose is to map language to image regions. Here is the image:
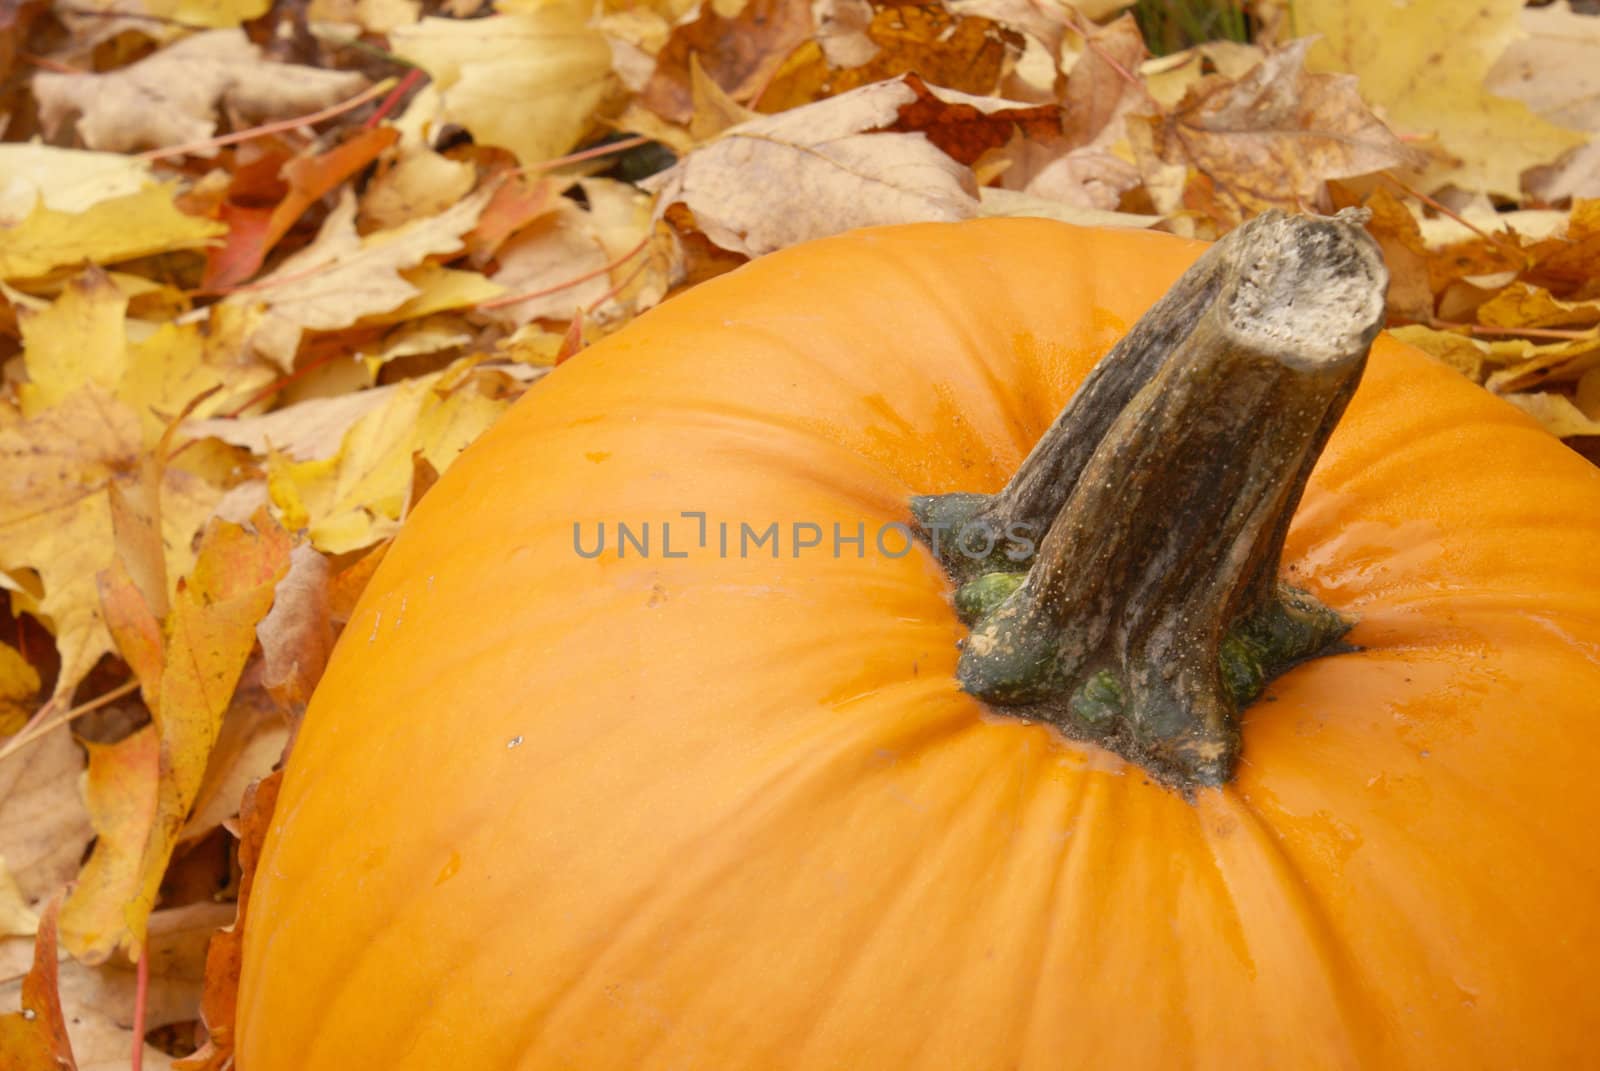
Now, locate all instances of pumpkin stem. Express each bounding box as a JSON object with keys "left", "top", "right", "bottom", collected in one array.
[{"left": 911, "top": 210, "right": 1388, "bottom": 789}]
